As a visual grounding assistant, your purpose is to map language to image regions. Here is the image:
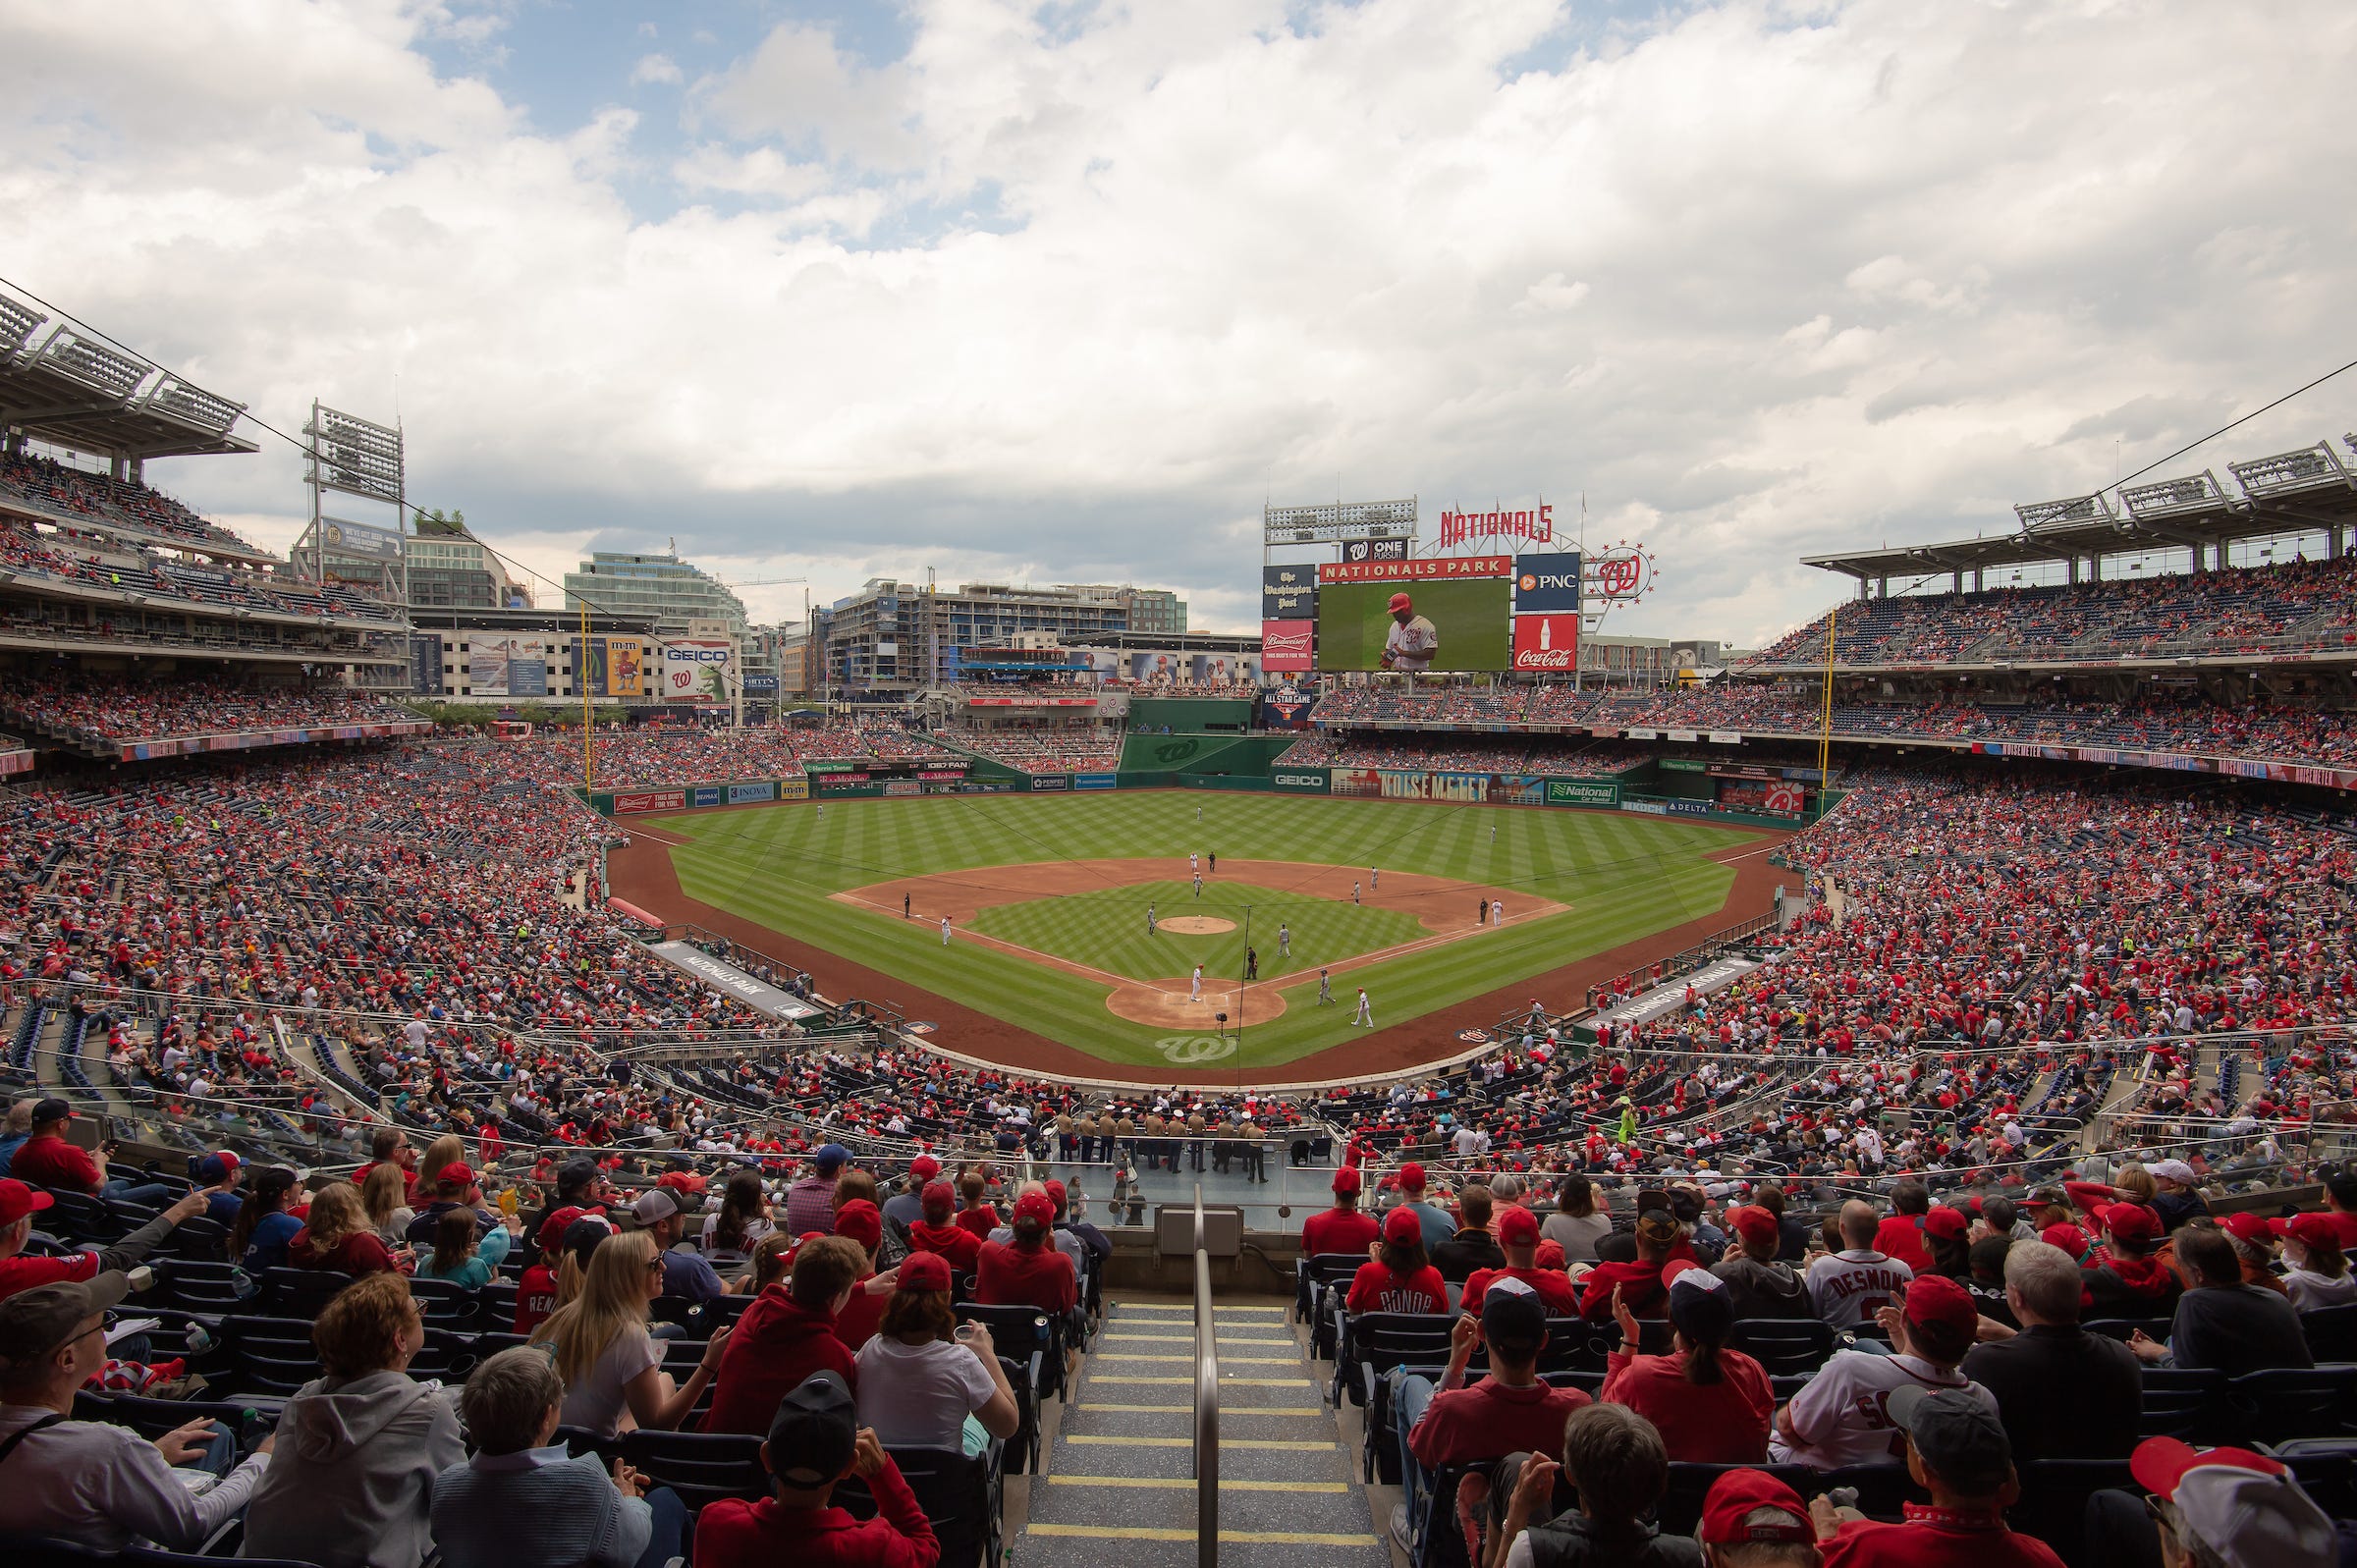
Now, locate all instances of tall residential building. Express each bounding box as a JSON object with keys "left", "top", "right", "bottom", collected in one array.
[
  {"left": 815, "top": 579, "right": 1143, "bottom": 694},
  {"left": 406, "top": 511, "right": 529, "bottom": 610},
  {"left": 563, "top": 551, "right": 748, "bottom": 637},
  {"left": 1111, "top": 586, "right": 1187, "bottom": 634}
]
